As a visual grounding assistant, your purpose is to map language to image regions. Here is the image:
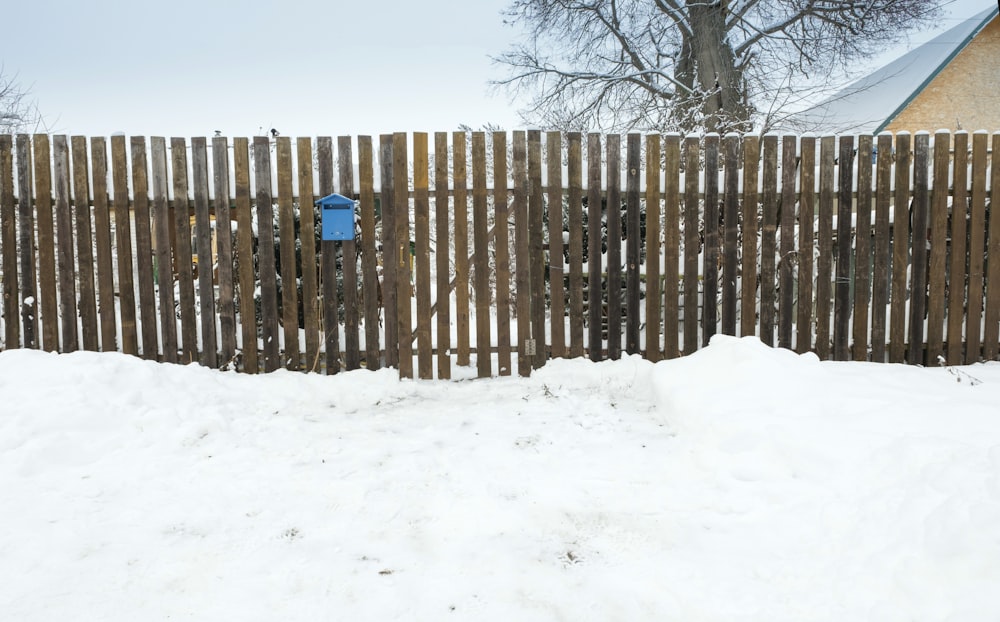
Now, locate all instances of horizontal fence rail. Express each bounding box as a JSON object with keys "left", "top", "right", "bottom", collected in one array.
[{"left": 1, "top": 130, "right": 999, "bottom": 378}]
